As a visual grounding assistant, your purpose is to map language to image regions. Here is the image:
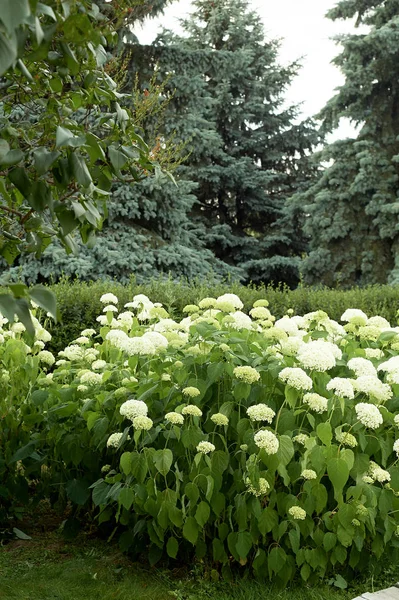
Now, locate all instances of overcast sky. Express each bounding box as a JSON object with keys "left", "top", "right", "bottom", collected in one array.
[{"left": 134, "top": 0, "right": 364, "bottom": 140}]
